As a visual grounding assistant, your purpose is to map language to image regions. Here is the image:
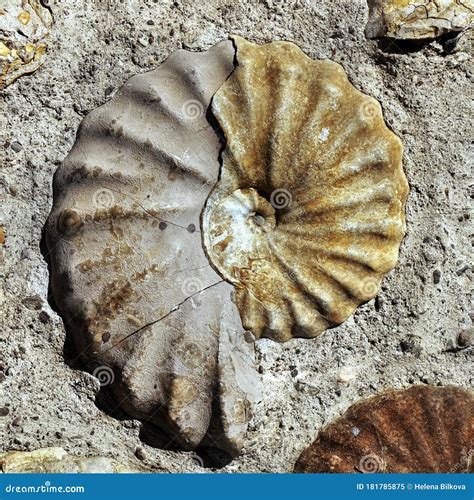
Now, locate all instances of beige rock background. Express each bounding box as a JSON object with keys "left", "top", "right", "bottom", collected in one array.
[{"left": 0, "top": 0, "right": 472, "bottom": 472}]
